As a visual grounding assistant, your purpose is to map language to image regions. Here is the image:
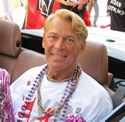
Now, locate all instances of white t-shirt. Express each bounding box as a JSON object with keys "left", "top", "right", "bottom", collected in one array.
[{"left": 10, "top": 64, "right": 113, "bottom": 122}]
